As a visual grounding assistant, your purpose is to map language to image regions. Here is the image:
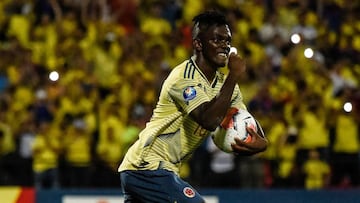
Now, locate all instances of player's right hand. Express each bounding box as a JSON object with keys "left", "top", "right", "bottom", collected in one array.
[{"left": 228, "top": 52, "right": 246, "bottom": 80}]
